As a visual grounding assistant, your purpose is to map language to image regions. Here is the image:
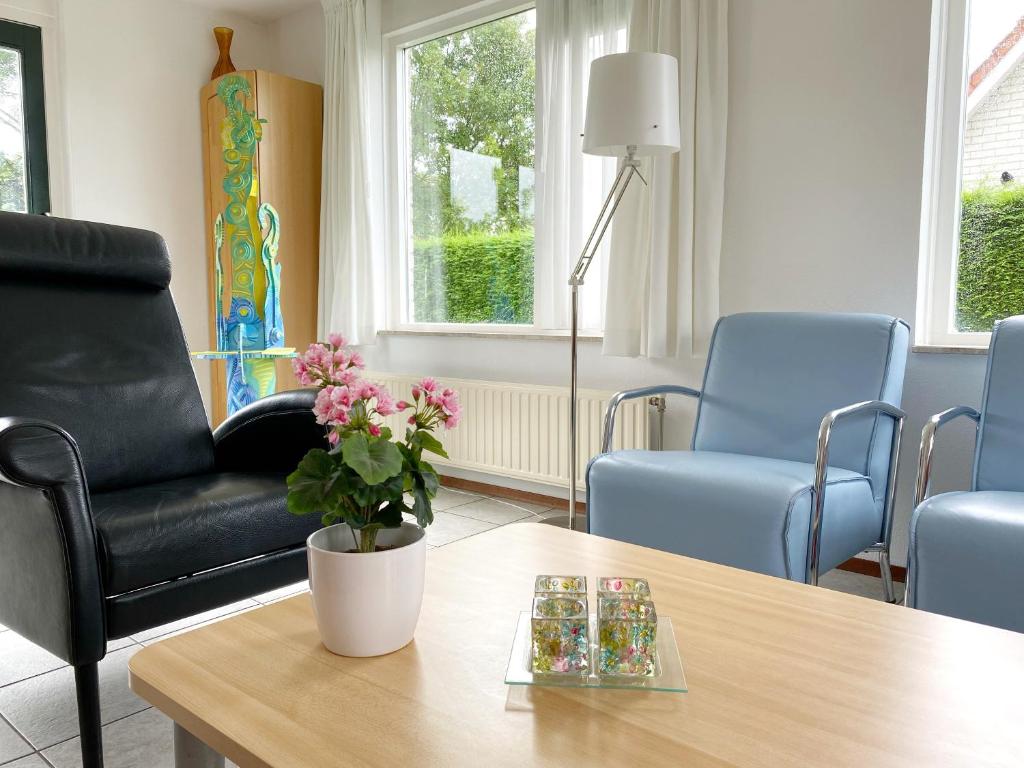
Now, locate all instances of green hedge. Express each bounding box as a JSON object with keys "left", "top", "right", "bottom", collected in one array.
[
  {"left": 957, "top": 186, "right": 1024, "bottom": 332},
  {"left": 412, "top": 229, "right": 534, "bottom": 323}
]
